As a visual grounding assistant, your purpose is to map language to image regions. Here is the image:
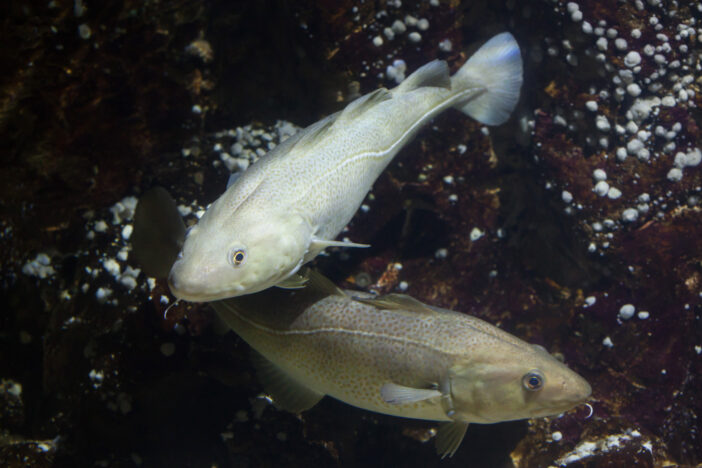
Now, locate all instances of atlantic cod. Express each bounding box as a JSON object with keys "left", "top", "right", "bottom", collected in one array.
[
  {"left": 211, "top": 271, "right": 591, "bottom": 458},
  {"left": 164, "top": 32, "right": 523, "bottom": 301}
]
